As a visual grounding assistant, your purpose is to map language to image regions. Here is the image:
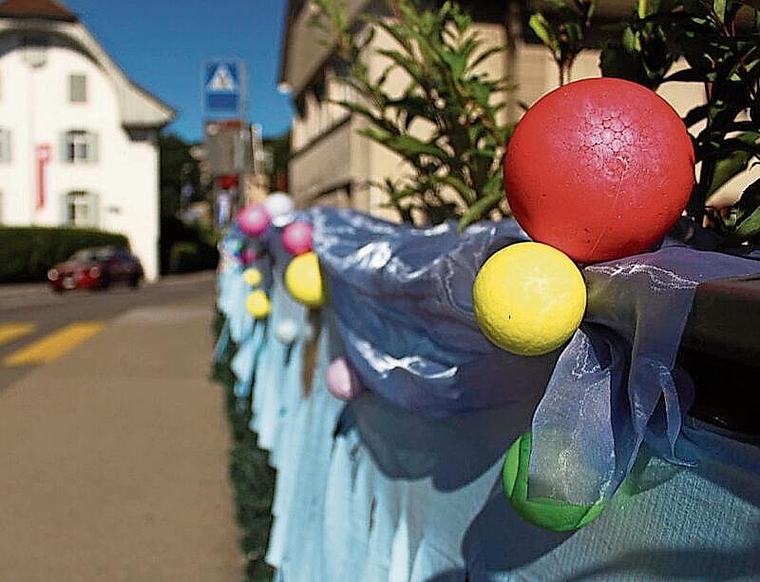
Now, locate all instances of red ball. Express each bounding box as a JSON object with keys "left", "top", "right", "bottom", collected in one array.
[{"left": 504, "top": 77, "right": 695, "bottom": 263}]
